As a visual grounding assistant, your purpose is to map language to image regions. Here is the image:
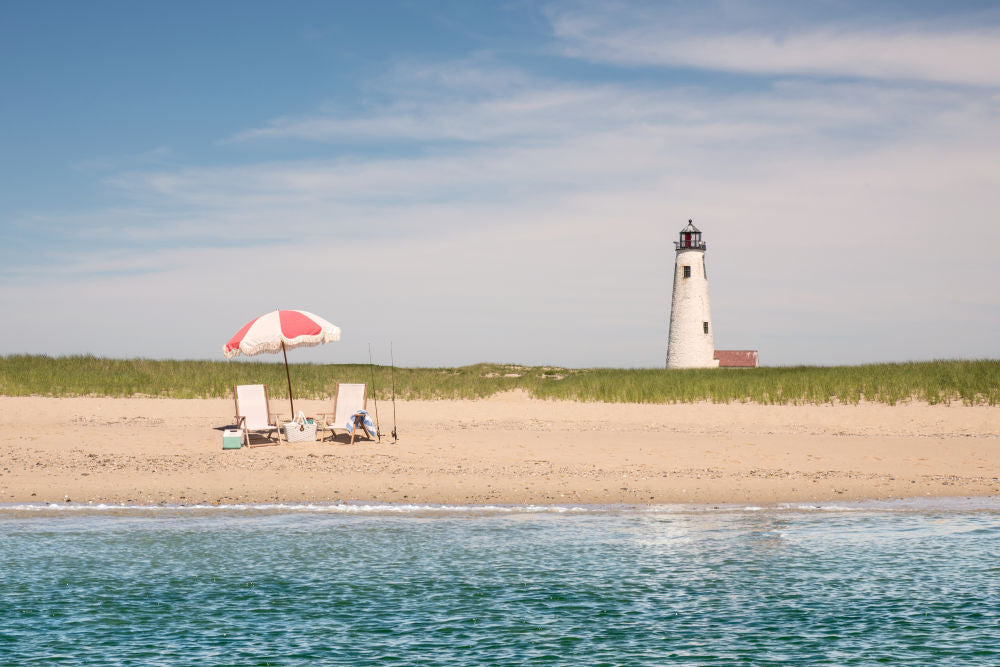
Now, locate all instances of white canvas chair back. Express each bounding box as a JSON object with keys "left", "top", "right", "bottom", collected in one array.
[
  {"left": 333, "top": 383, "right": 367, "bottom": 427},
  {"left": 235, "top": 384, "right": 271, "bottom": 430}
]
